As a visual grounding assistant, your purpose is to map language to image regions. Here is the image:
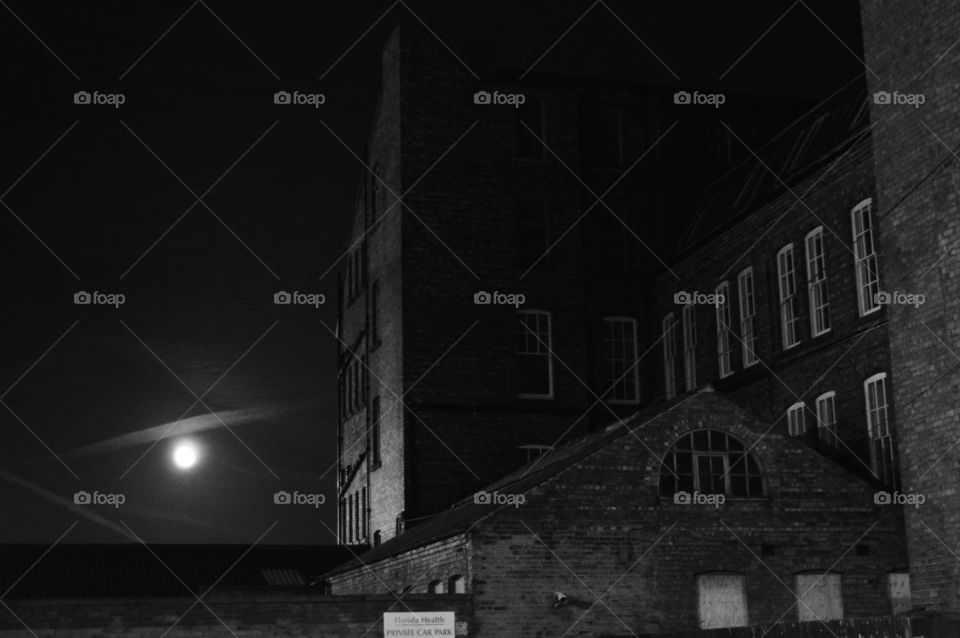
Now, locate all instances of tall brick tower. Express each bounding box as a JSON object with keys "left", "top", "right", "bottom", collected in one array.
[{"left": 861, "top": 0, "right": 960, "bottom": 612}]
